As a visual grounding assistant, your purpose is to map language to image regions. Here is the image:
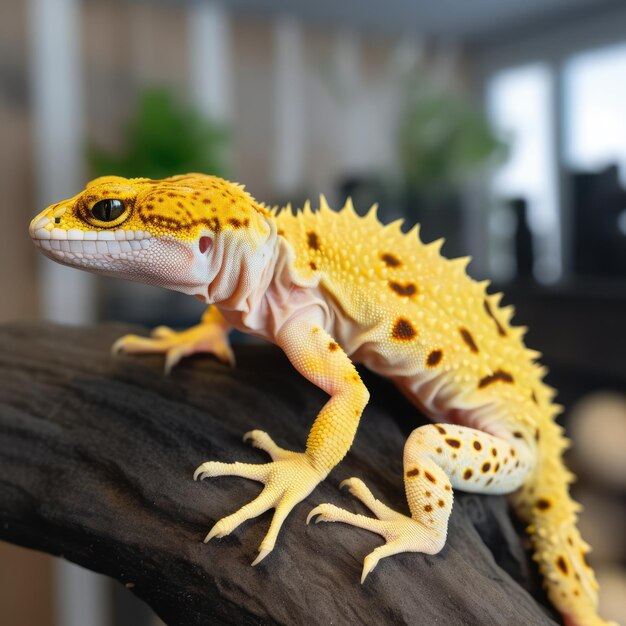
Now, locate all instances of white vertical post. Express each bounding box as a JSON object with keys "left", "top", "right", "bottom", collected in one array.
[
  {"left": 188, "top": 1, "right": 233, "bottom": 124},
  {"left": 333, "top": 30, "right": 367, "bottom": 174},
  {"left": 273, "top": 16, "right": 305, "bottom": 195},
  {"left": 28, "top": 2, "right": 106, "bottom": 624},
  {"left": 28, "top": 0, "right": 96, "bottom": 324},
  {"left": 54, "top": 561, "right": 110, "bottom": 626}
]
